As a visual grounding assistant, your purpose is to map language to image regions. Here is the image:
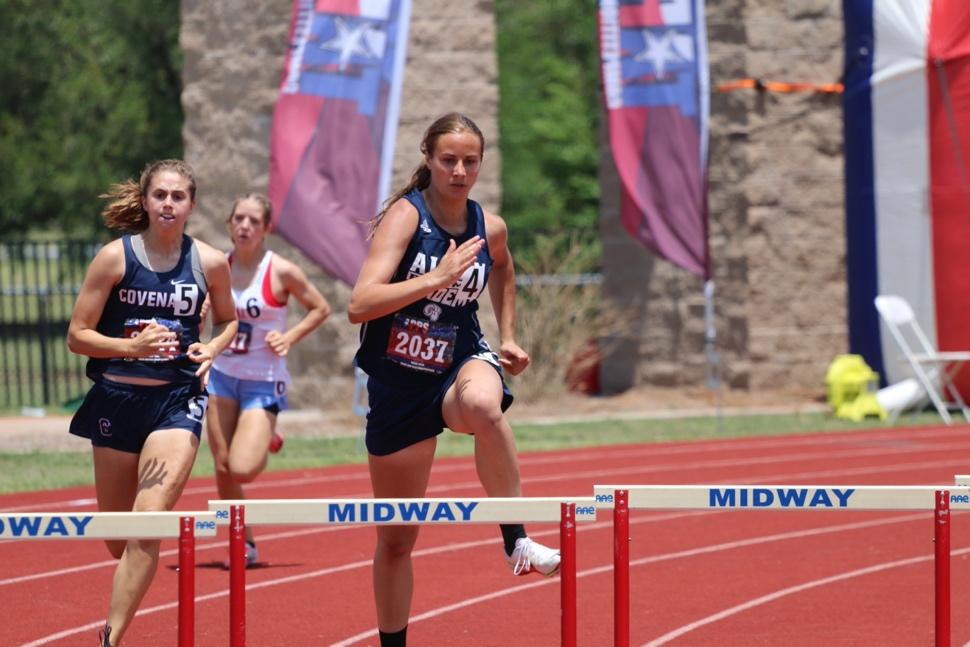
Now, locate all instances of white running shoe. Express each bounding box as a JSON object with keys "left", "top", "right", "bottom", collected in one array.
[
  {"left": 245, "top": 541, "right": 259, "bottom": 568},
  {"left": 223, "top": 541, "right": 260, "bottom": 570},
  {"left": 506, "top": 537, "right": 560, "bottom": 576}
]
